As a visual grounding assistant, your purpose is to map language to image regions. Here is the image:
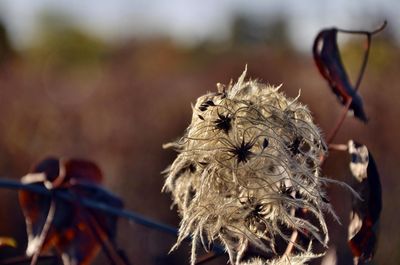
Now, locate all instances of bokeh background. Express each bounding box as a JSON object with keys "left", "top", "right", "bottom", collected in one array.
[{"left": 0, "top": 0, "right": 399, "bottom": 264}]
